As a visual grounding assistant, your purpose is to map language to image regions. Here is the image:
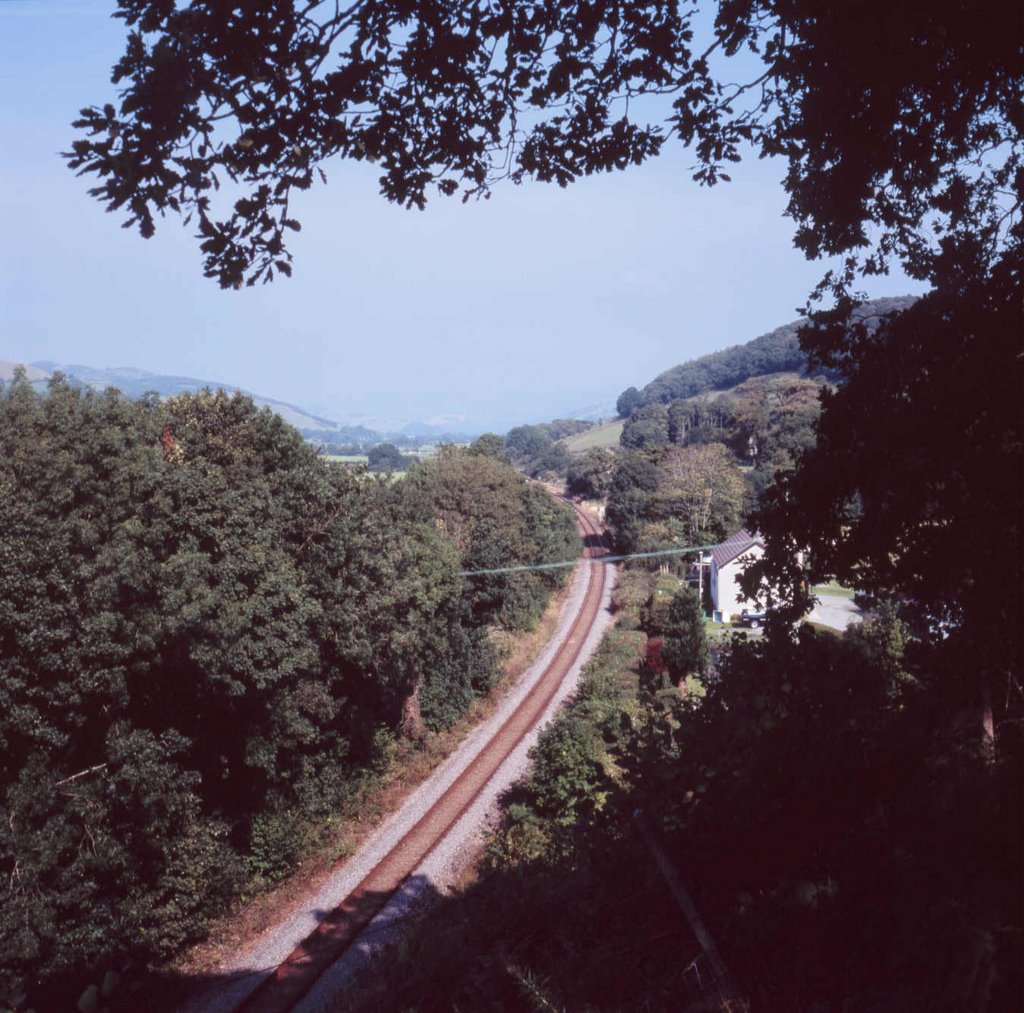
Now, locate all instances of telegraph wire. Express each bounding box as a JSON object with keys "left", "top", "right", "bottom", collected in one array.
[{"left": 458, "top": 544, "right": 718, "bottom": 577}]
